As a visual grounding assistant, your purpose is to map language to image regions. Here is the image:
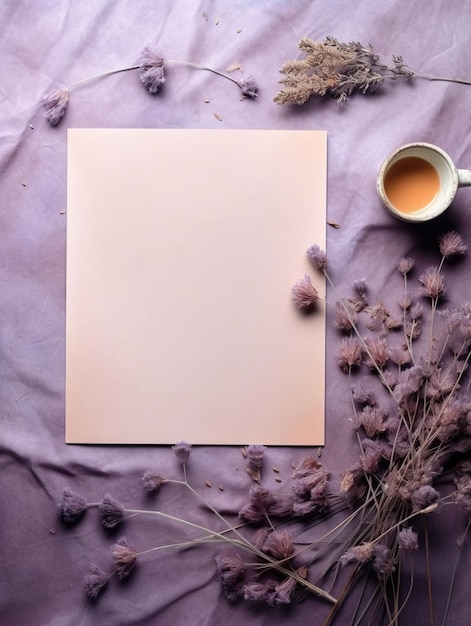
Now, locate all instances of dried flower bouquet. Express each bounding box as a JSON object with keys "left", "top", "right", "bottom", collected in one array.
[
  {"left": 274, "top": 36, "right": 471, "bottom": 105},
  {"left": 58, "top": 230, "right": 471, "bottom": 624}
]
